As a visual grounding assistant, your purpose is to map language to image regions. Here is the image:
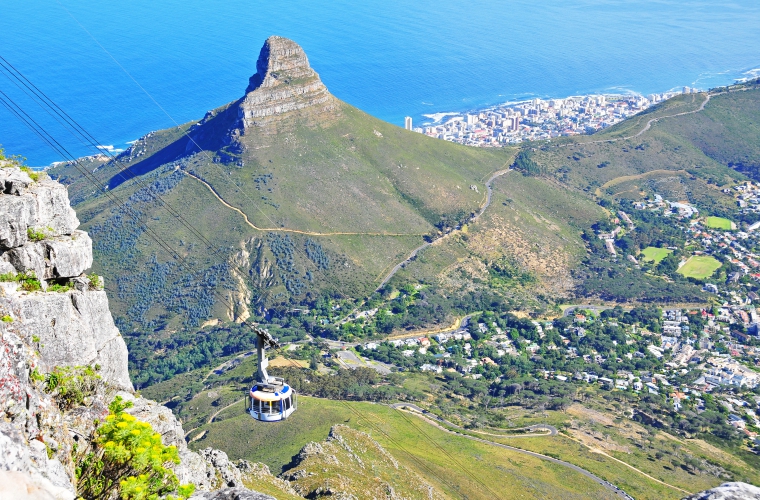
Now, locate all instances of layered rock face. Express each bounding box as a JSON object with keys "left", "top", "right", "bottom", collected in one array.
[
  {"left": 238, "top": 36, "right": 337, "bottom": 128},
  {"left": 0, "top": 167, "right": 130, "bottom": 390},
  {"left": 0, "top": 167, "right": 275, "bottom": 499}
]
